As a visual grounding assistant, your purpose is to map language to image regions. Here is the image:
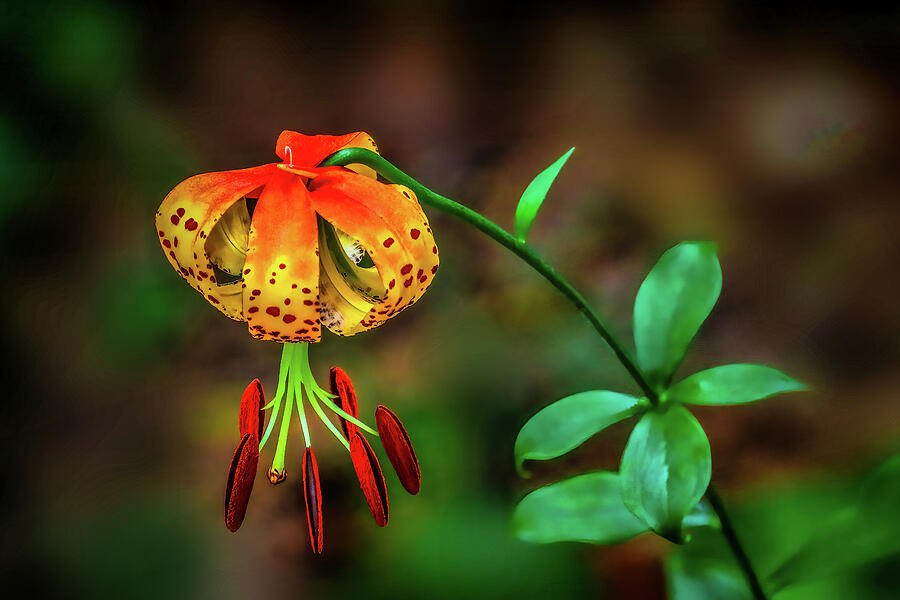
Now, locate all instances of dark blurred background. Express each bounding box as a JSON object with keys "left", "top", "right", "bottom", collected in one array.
[{"left": 2, "top": 1, "right": 899, "bottom": 598}]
